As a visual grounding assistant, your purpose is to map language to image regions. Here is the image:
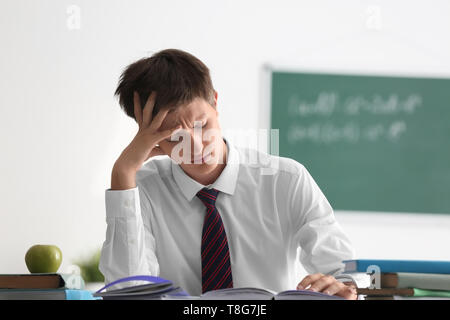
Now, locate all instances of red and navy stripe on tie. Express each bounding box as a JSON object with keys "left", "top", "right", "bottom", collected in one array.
[{"left": 196, "top": 188, "right": 233, "bottom": 293}]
